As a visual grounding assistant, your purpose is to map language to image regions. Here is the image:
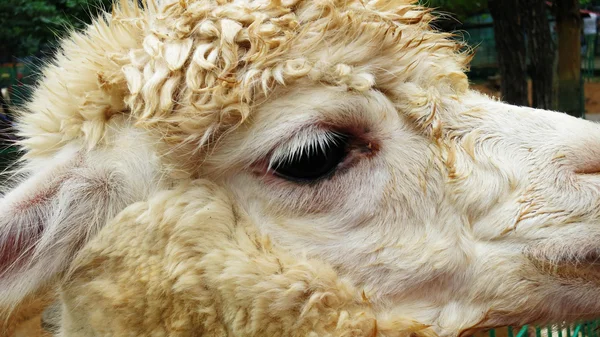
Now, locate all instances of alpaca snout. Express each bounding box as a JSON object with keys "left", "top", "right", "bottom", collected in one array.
[
  {"left": 567, "top": 138, "right": 600, "bottom": 176},
  {"left": 542, "top": 114, "right": 600, "bottom": 177},
  {"left": 567, "top": 145, "right": 600, "bottom": 176},
  {"left": 574, "top": 160, "right": 600, "bottom": 175}
]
